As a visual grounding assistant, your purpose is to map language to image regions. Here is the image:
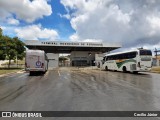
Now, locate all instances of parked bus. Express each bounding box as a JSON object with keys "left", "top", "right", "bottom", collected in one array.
[
  {"left": 102, "top": 48, "right": 152, "bottom": 73},
  {"left": 25, "top": 50, "right": 48, "bottom": 75}
]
